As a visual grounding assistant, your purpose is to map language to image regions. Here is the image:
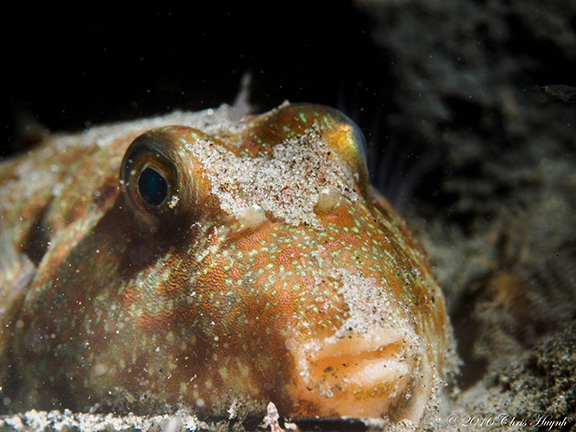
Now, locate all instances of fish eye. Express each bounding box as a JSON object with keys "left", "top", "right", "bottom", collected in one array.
[
  {"left": 138, "top": 166, "right": 168, "bottom": 206},
  {"left": 349, "top": 120, "right": 368, "bottom": 166},
  {"left": 120, "top": 132, "right": 180, "bottom": 229},
  {"left": 263, "top": 104, "right": 370, "bottom": 195},
  {"left": 320, "top": 108, "right": 370, "bottom": 194},
  {"left": 120, "top": 126, "right": 212, "bottom": 236}
]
